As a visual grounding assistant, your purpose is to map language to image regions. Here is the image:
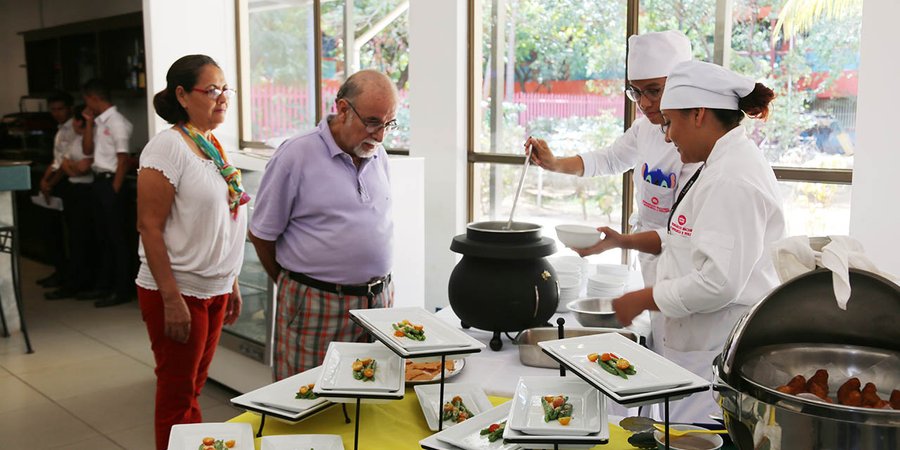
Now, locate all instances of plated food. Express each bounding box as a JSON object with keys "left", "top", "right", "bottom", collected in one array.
[
  {"left": 541, "top": 395, "right": 574, "bottom": 425},
  {"left": 442, "top": 395, "right": 475, "bottom": 424},
  {"left": 405, "top": 359, "right": 458, "bottom": 382},
  {"left": 479, "top": 420, "right": 506, "bottom": 442},
  {"left": 351, "top": 358, "right": 377, "bottom": 382},
  {"left": 199, "top": 437, "right": 236, "bottom": 450},
  {"left": 775, "top": 369, "right": 899, "bottom": 409},
  {"left": 392, "top": 319, "right": 426, "bottom": 341},
  {"left": 588, "top": 352, "right": 637, "bottom": 379},
  {"left": 295, "top": 383, "right": 317, "bottom": 400}
]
